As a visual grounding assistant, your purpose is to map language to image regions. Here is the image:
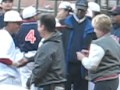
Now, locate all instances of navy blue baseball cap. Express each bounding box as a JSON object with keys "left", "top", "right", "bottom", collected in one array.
[
  {"left": 75, "top": 0, "right": 88, "bottom": 10},
  {"left": 109, "top": 6, "right": 120, "bottom": 15}
]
